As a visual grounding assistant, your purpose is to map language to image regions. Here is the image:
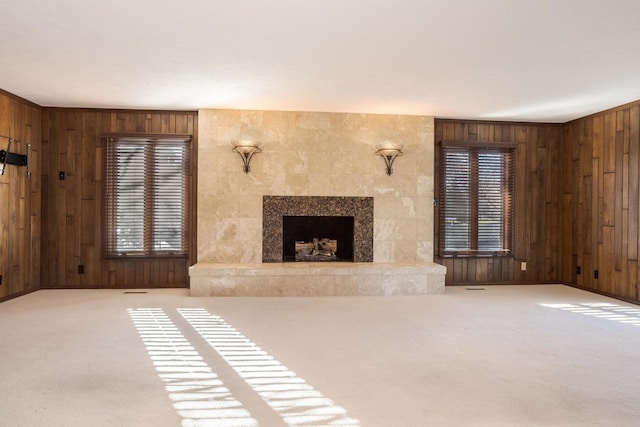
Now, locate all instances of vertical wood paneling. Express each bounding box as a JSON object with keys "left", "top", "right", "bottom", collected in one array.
[
  {"left": 0, "top": 90, "right": 41, "bottom": 301},
  {"left": 630, "top": 106, "right": 640, "bottom": 262},
  {"left": 562, "top": 100, "right": 640, "bottom": 303},
  {"left": 40, "top": 108, "right": 197, "bottom": 288},
  {"left": 435, "top": 119, "right": 562, "bottom": 285}
]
